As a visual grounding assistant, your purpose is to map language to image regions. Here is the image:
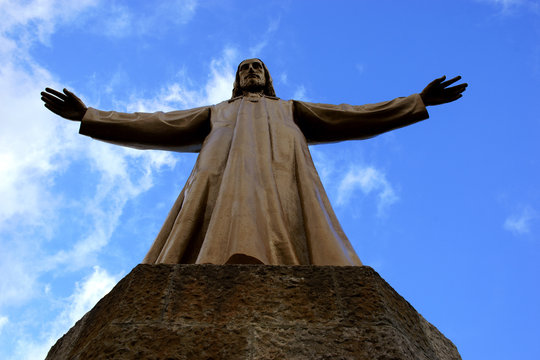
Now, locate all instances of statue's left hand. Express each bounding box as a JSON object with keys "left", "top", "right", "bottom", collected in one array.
[{"left": 420, "top": 76, "right": 468, "bottom": 106}]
